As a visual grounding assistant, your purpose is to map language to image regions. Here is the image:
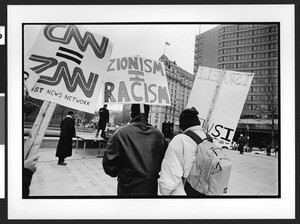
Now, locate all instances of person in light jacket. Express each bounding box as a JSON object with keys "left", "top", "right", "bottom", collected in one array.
[
  {"left": 102, "top": 104, "right": 167, "bottom": 196},
  {"left": 159, "top": 107, "right": 208, "bottom": 196}
]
